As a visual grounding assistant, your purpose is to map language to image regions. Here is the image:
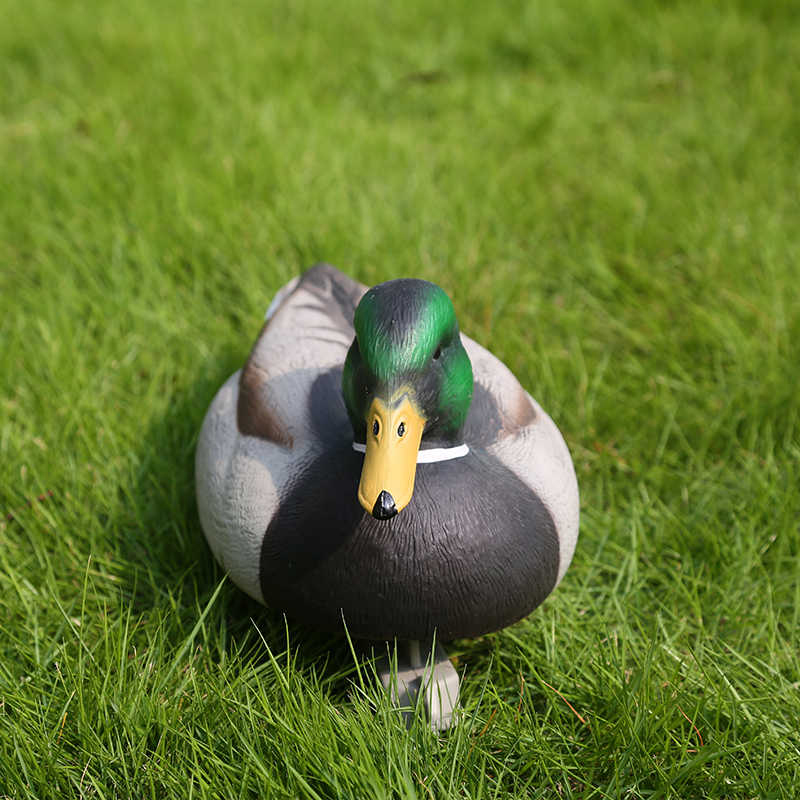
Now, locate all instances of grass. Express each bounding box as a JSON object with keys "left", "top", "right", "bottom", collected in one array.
[{"left": 2, "top": 0, "right": 799, "bottom": 796}]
